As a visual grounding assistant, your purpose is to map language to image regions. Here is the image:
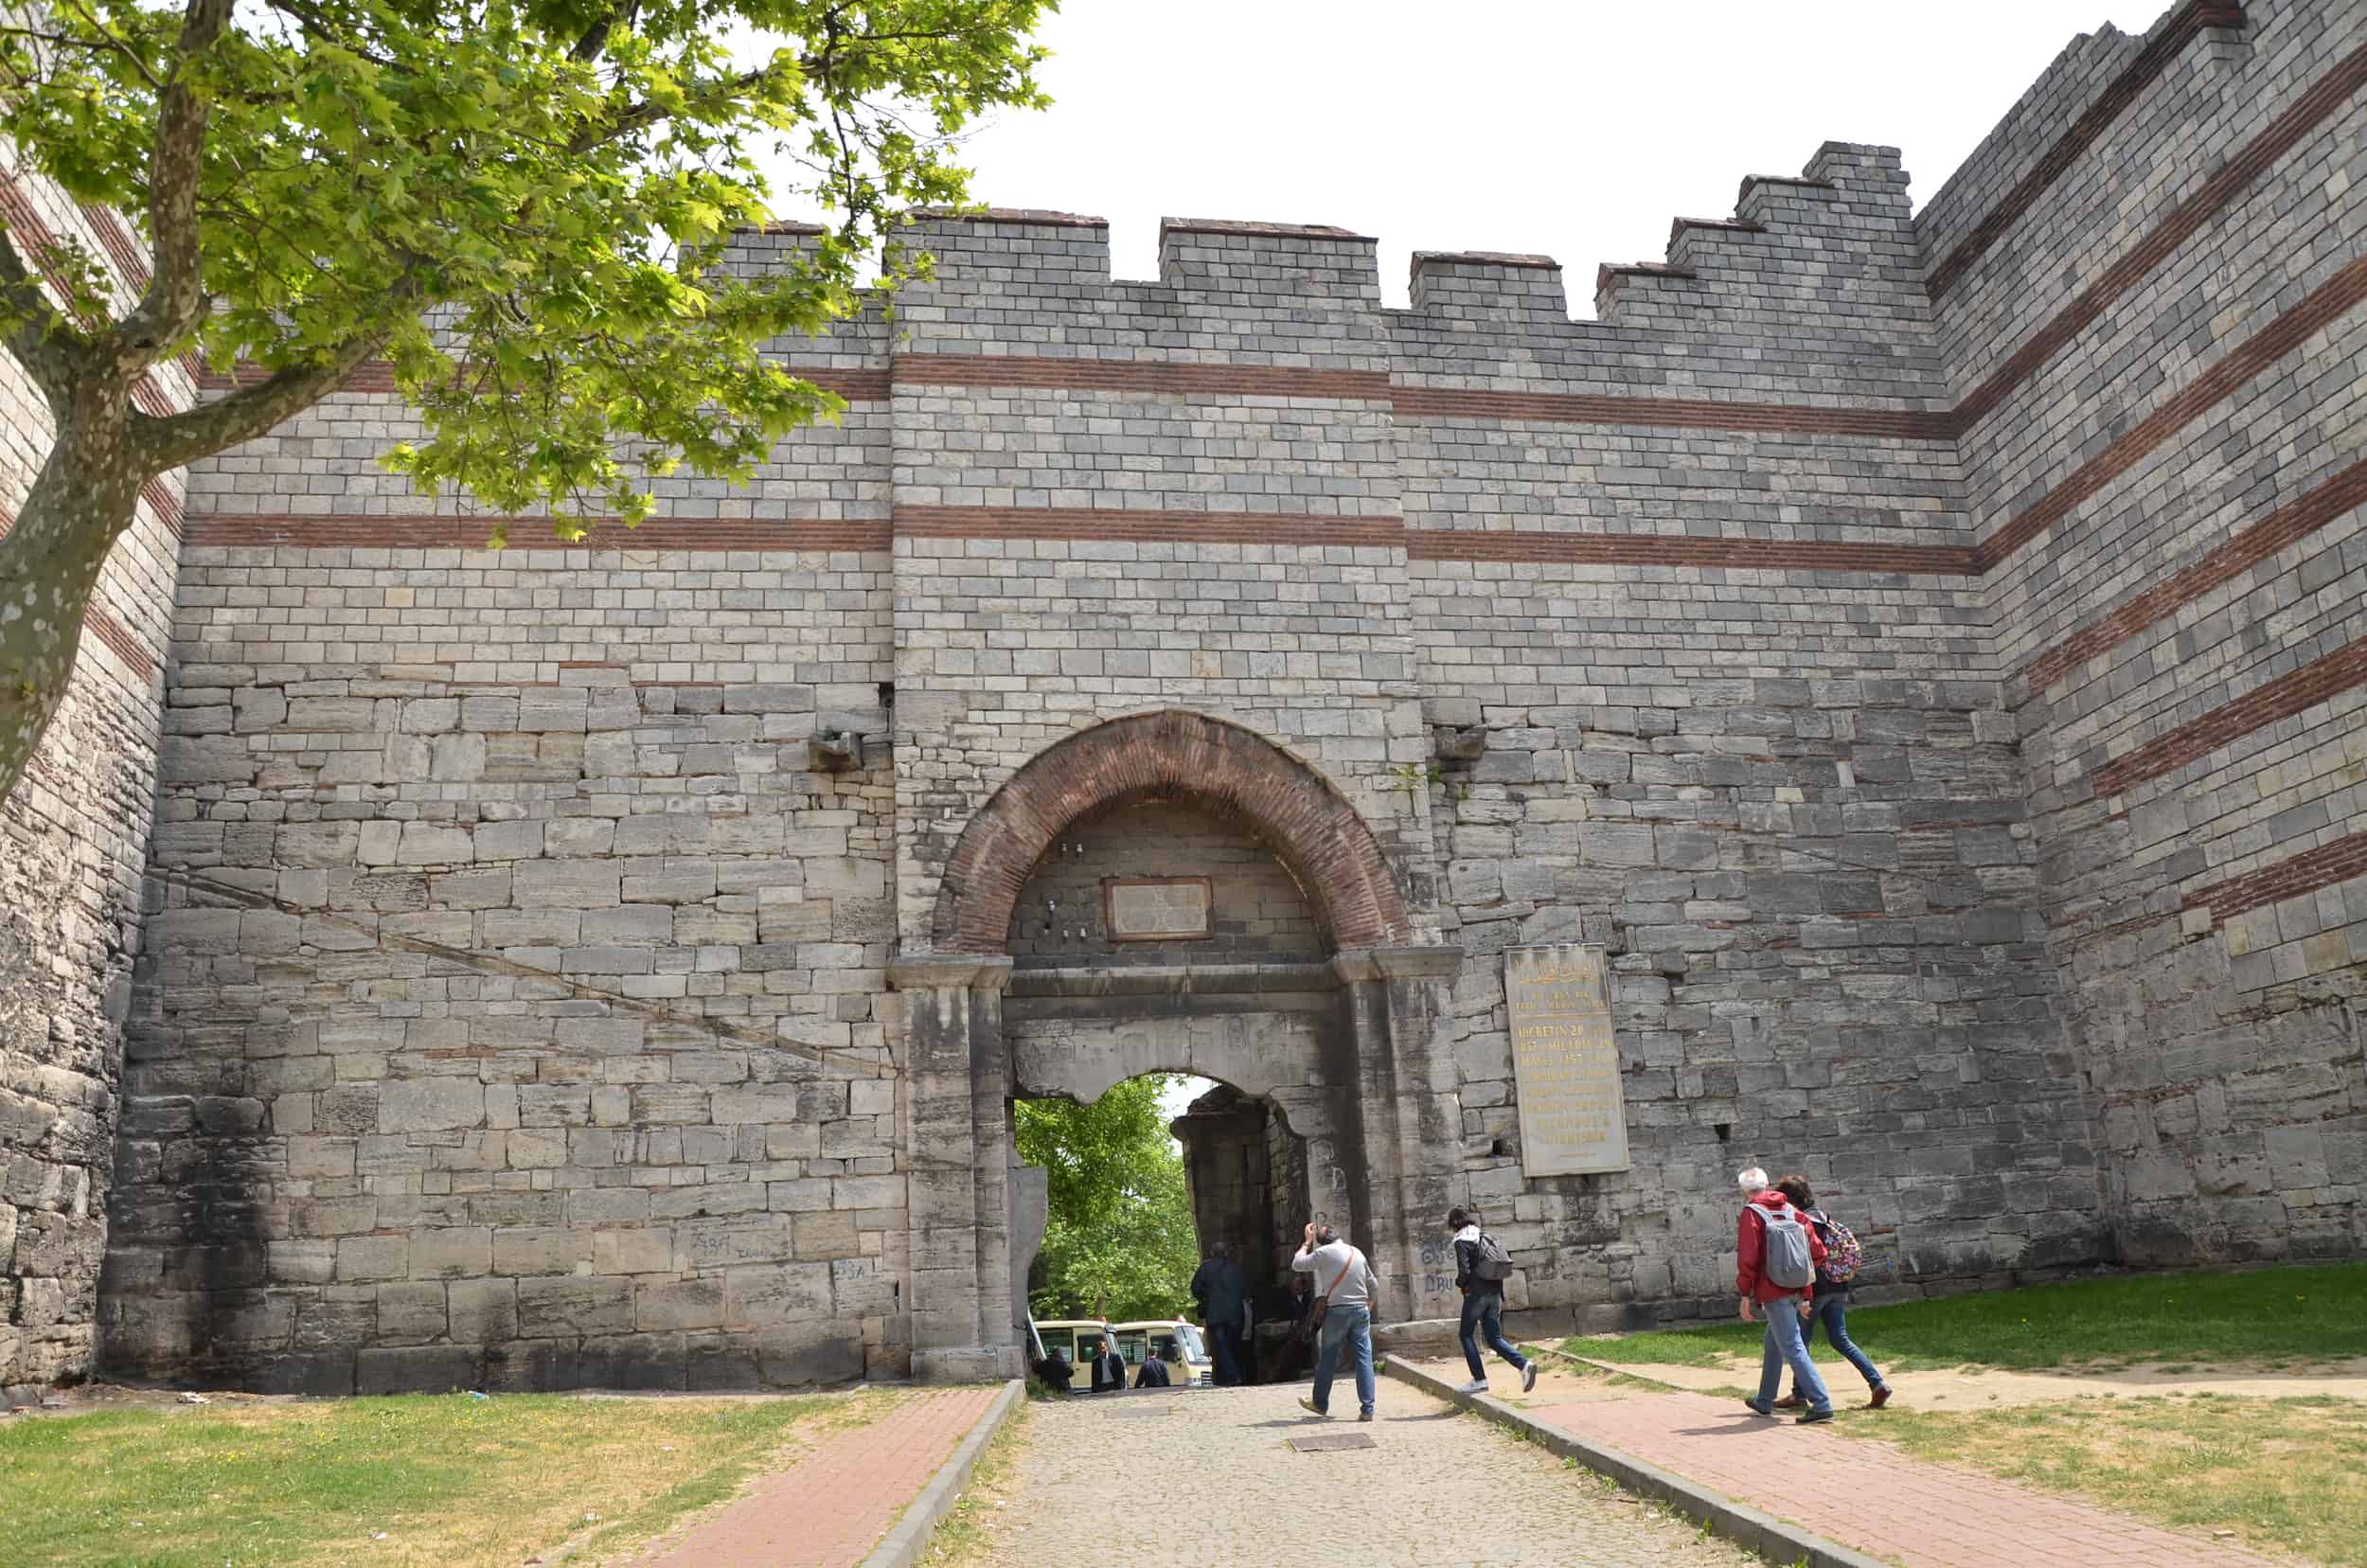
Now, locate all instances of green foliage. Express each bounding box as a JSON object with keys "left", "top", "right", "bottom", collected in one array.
[
  {"left": 0, "top": 0, "right": 1053, "bottom": 533},
  {"left": 1564, "top": 1263, "right": 2367, "bottom": 1372},
  {"left": 1014, "top": 1076, "right": 1200, "bottom": 1323}
]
